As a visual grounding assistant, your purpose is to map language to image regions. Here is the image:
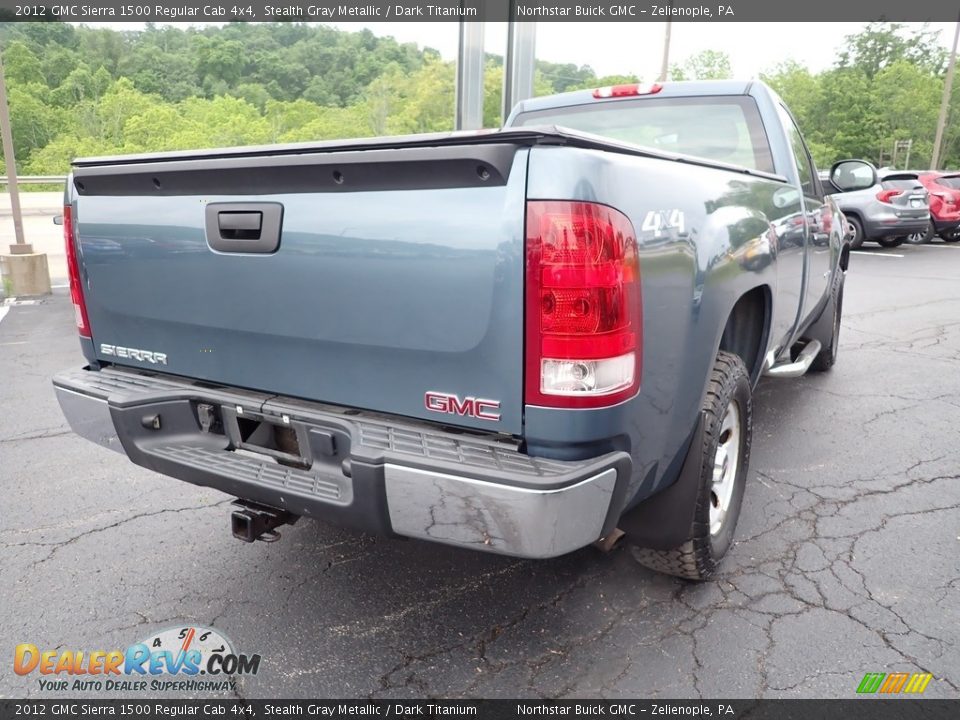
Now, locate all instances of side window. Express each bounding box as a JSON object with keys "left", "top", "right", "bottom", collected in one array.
[{"left": 778, "top": 105, "right": 818, "bottom": 199}]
